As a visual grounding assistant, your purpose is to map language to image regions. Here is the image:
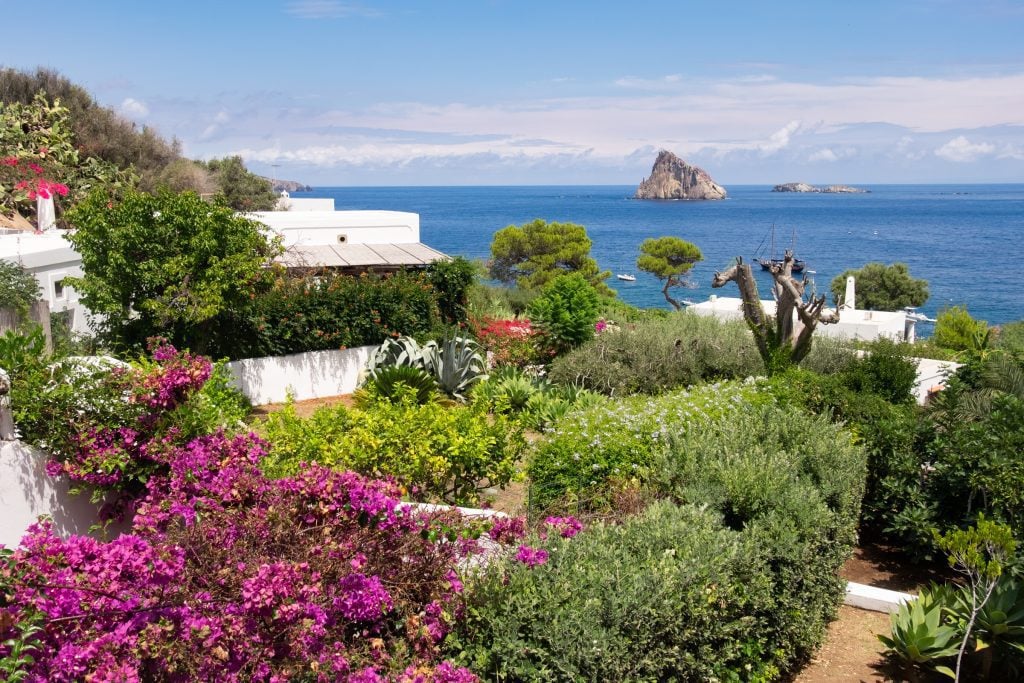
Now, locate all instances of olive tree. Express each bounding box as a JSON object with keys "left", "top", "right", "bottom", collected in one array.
[
  {"left": 636, "top": 236, "right": 702, "bottom": 310},
  {"left": 713, "top": 252, "right": 838, "bottom": 374},
  {"left": 489, "top": 219, "right": 611, "bottom": 296}
]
